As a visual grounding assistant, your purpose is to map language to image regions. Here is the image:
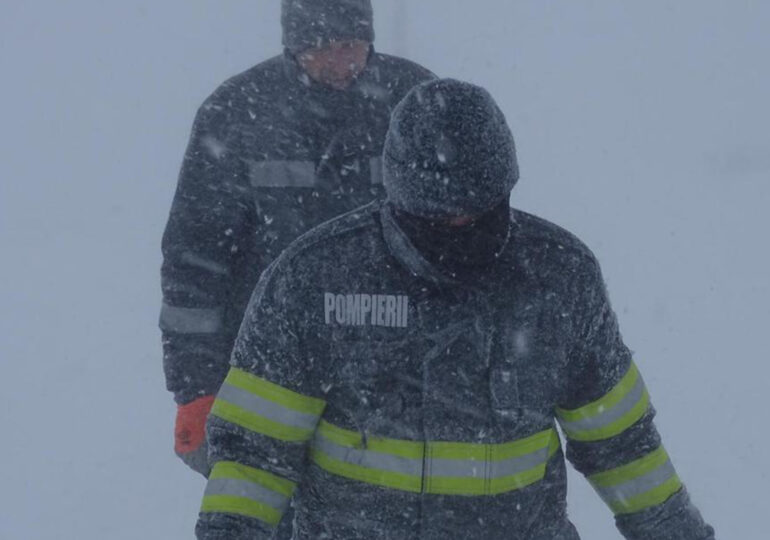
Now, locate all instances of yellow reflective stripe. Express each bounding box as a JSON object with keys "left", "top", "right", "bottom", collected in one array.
[
  {"left": 589, "top": 447, "right": 682, "bottom": 515},
  {"left": 210, "top": 399, "right": 314, "bottom": 442},
  {"left": 490, "top": 465, "right": 549, "bottom": 495},
  {"left": 556, "top": 362, "right": 639, "bottom": 422},
  {"left": 316, "top": 420, "right": 424, "bottom": 459},
  {"left": 317, "top": 422, "right": 557, "bottom": 463},
  {"left": 589, "top": 446, "right": 669, "bottom": 488},
  {"left": 556, "top": 362, "right": 651, "bottom": 441},
  {"left": 310, "top": 445, "right": 423, "bottom": 493},
  {"left": 225, "top": 368, "right": 325, "bottom": 416},
  {"left": 548, "top": 429, "right": 561, "bottom": 458},
  {"left": 566, "top": 389, "right": 650, "bottom": 442},
  {"left": 427, "top": 464, "right": 548, "bottom": 496},
  {"left": 315, "top": 420, "right": 363, "bottom": 447},
  {"left": 429, "top": 429, "right": 554, "bottom": 461},
  {"left": 209, "top": 461, "right": 296, "bottom": 498},
  {"left": 425, "top": 441, "right": 487, "bottom": 461},
  {"left": 201, "top": 462, "right": 297, "bottom": 526},
  {"left": 212, "top": 368, "right": 326, "bottom": 442},
  {"left": 608, "top": 476, "right": 682, "bottom": 515},
  {"left": 200, "top": 495, "right": 283, "bottom": 526}
]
